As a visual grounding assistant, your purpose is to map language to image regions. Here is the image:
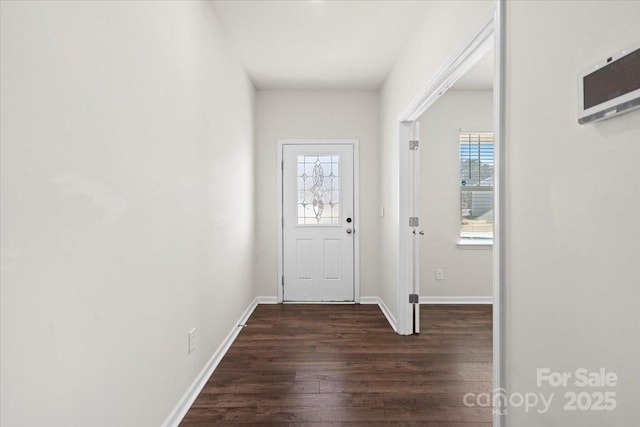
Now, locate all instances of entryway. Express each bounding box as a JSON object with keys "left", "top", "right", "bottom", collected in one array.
[{"left": 277, "top": 140, "right": 360, "bottom": 302}]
